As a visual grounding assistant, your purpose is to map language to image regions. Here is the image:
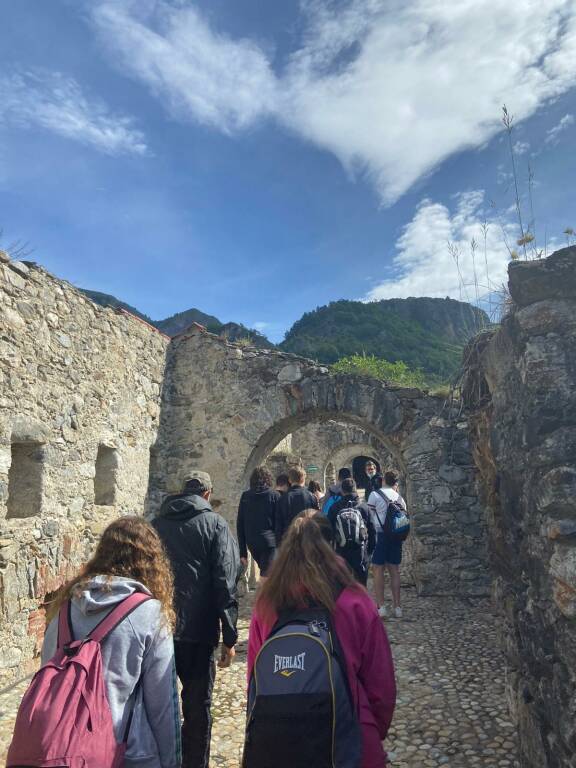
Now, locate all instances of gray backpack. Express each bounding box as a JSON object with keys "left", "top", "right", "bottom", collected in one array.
[
  {"left": 334, "top": 500, "right": 368, "bottom": 550},
  {"left": 243, "top": 604, "right": 361, "bottom": 768}
]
